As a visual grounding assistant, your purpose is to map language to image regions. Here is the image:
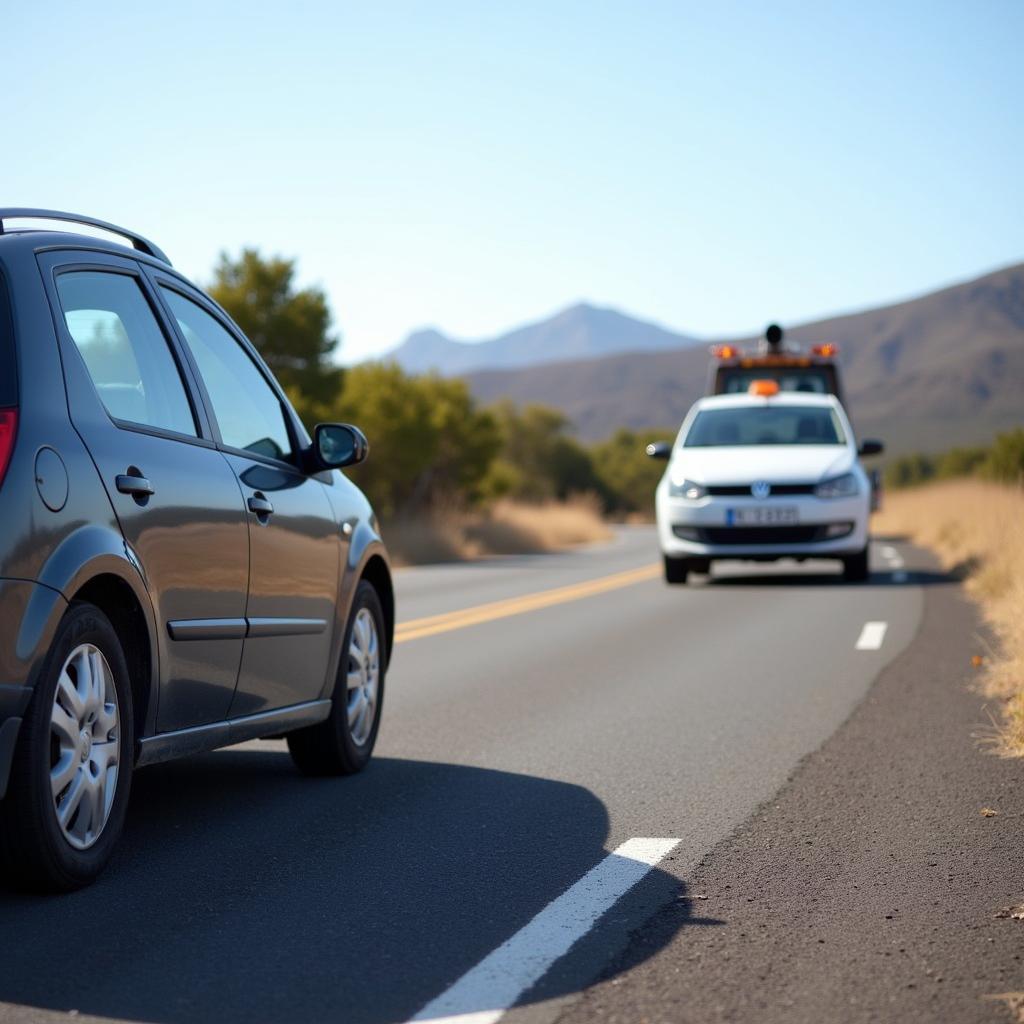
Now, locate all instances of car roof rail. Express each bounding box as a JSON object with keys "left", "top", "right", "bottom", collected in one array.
[{"left": 0, "top": 208, "right": 171, "bottom": 265}]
